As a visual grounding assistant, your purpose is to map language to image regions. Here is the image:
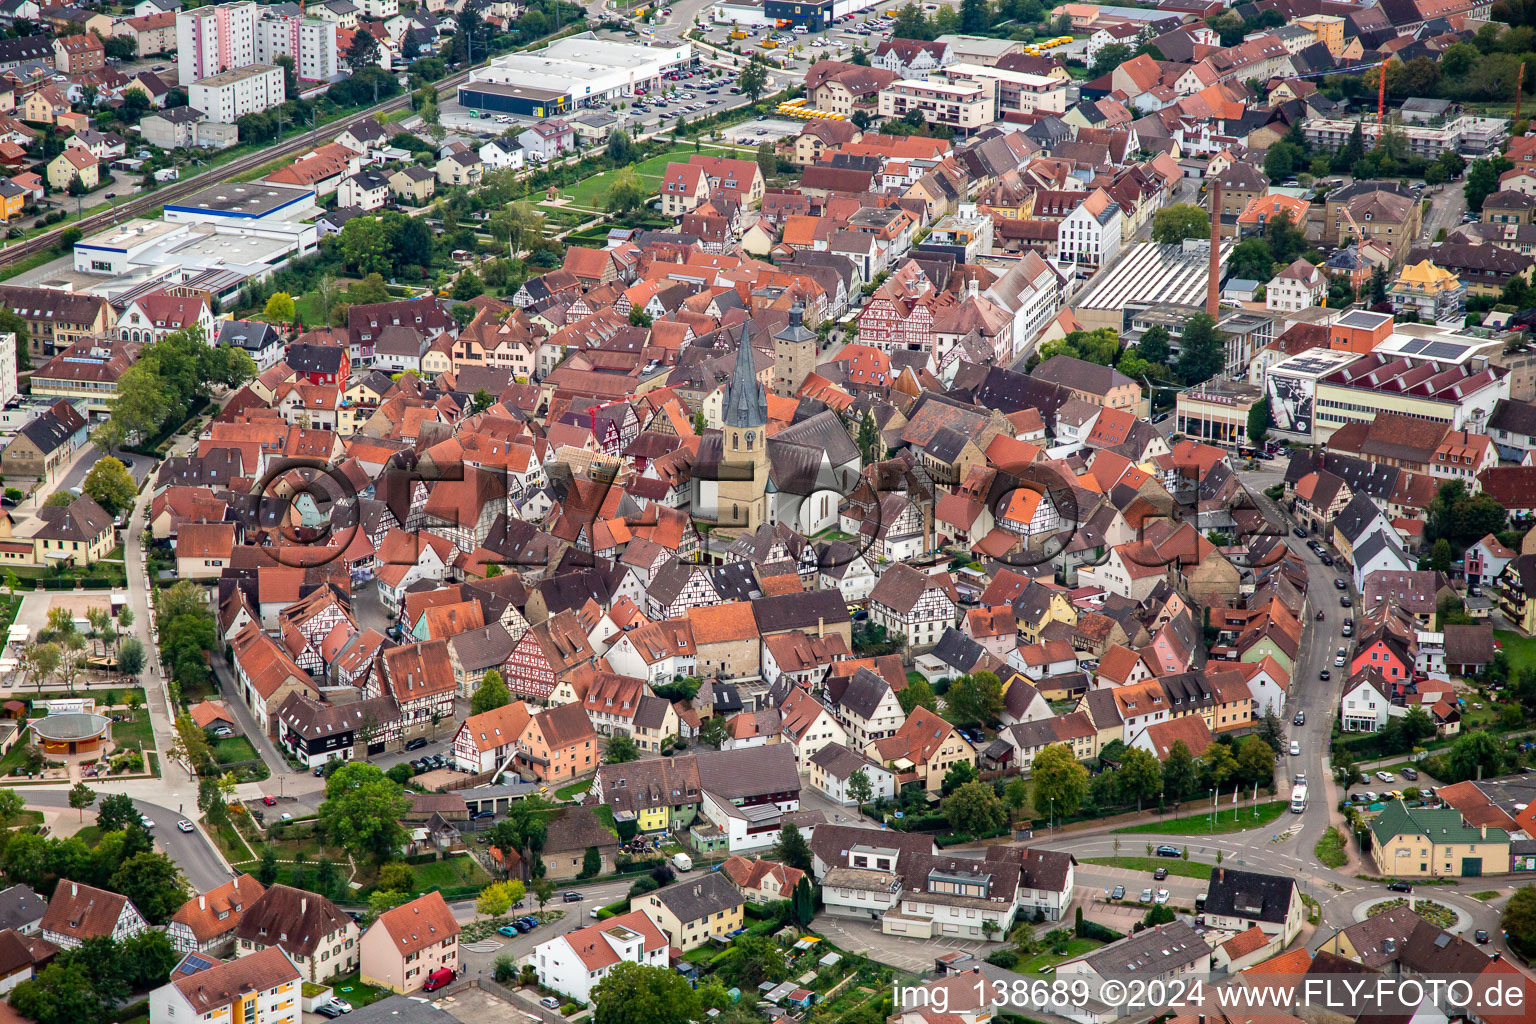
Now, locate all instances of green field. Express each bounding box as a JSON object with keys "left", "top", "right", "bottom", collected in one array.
[
  {"left": 556, "top": 779, "right": 592, "bottom": 800},
  {"left": 329, "top": 975, "right": 389, "bottom": 1009},
  {"left": 1082, "top": 856, "right": 1214, "bottom": 881},
  {"left": 1112, "top": 801, "right": 1289, "bottom": 835},
  {"left": 111, "top": 714, "right": 155, "bottom": 753}
]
